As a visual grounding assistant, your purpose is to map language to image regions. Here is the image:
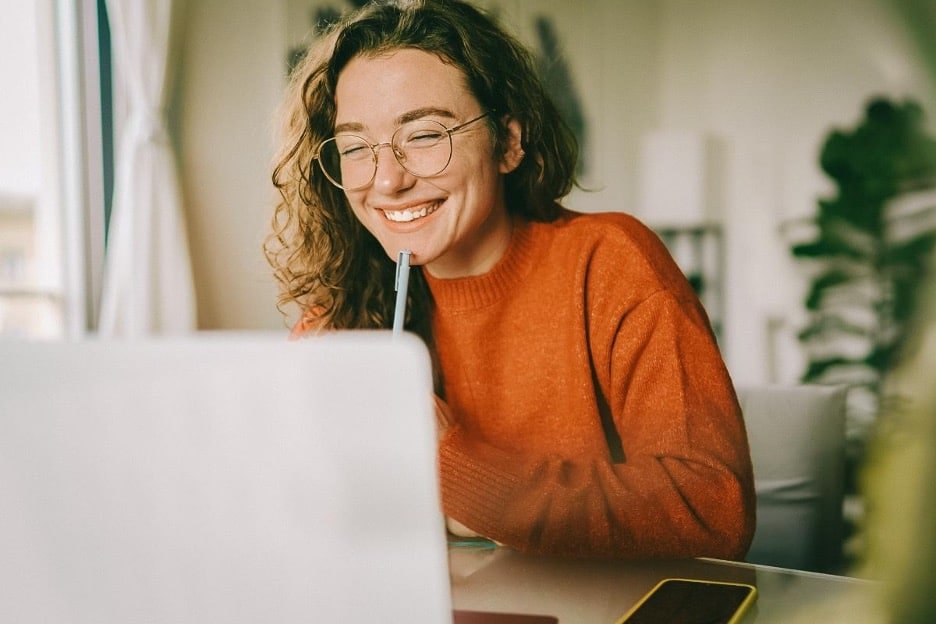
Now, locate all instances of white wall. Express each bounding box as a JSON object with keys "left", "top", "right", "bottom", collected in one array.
[
  {"left": 178, "top": 0, "right": 288, "bottom": 330},
  {"left": 175, "top": 1, "right": 936, "bottom": 386}
]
